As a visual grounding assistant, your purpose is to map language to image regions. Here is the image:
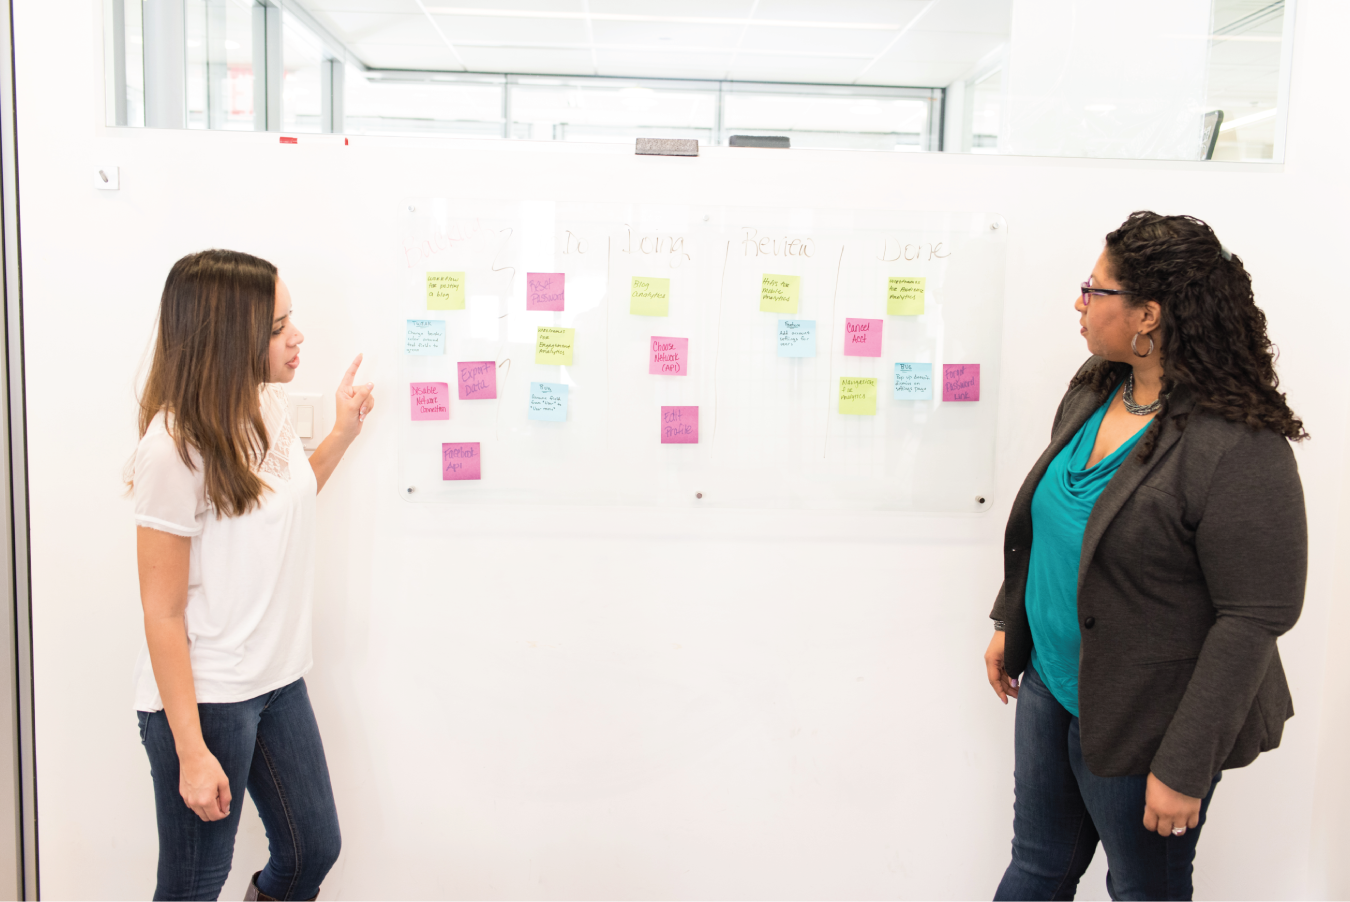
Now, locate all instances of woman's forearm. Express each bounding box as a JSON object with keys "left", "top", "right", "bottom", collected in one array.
[
  {"left": 144, "top": 614, "right": 209, "bottom": 757},
  {"left": 308, "top": 431, "right": 354, "bottom": 494}
]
